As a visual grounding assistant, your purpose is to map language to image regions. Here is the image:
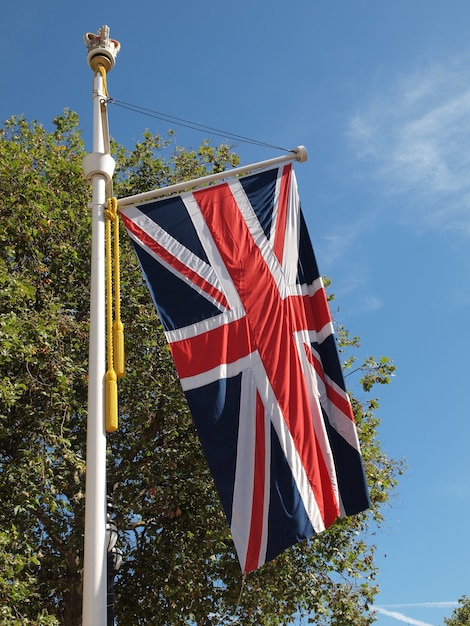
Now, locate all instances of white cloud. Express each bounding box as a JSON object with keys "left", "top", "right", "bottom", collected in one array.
[
  {"left": 373, "top": 602, "right": 459, "bottom": 626},
  {"left": 373, "top": 606, "right": 434, "bottom": 626},
  {"left": 381, "top": 602, "right": 458, "bottom": 609},
  {"left": 315, "top": 210, "right": 378, "bottom": 285},
  {"left": 348, "top": 55, "right": 470, "bottom": 233},
  {"left": 360, "top": 295, "right": 383, "bottom": 313}
]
